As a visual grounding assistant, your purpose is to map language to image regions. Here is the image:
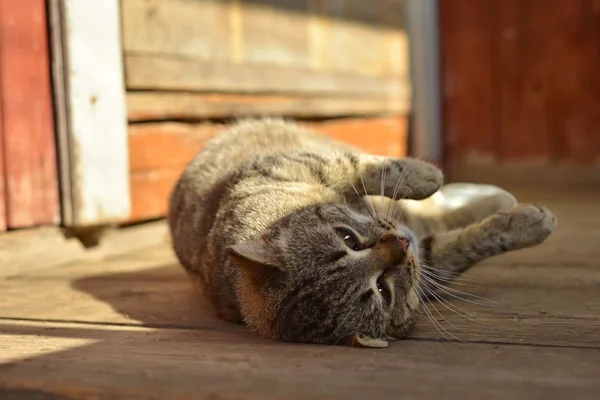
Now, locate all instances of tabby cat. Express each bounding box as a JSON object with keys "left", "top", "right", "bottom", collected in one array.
[{"left": 168, "top": 118, "right": 556, "bottom": 348}]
